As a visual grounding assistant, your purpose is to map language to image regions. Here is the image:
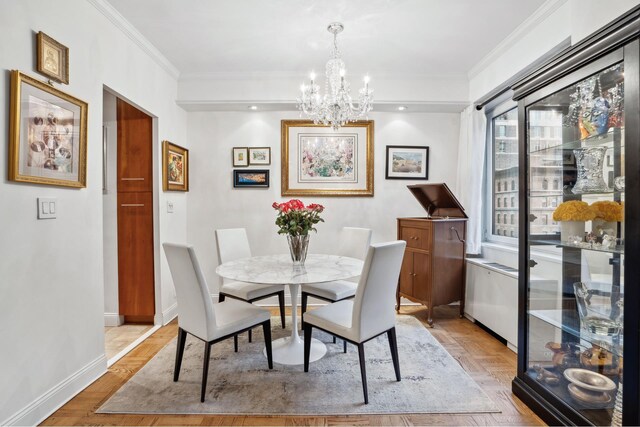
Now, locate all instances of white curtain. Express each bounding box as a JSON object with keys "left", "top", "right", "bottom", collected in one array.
[{"left": 456, "top": 105, "right": 487, "bottom": 255}]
